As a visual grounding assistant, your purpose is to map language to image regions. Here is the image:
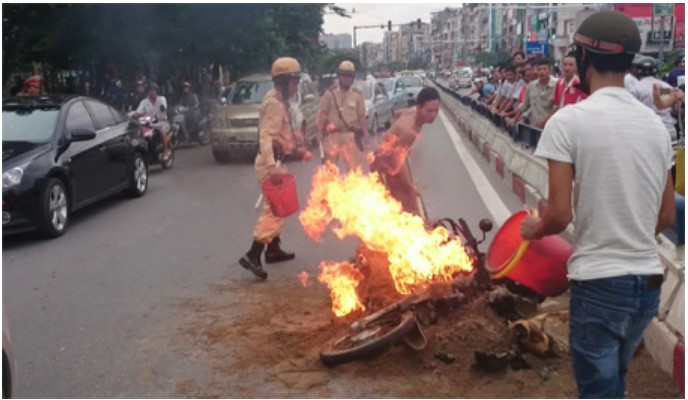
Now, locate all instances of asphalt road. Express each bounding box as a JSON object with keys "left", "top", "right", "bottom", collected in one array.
[{"left": 3, "top": 99, "right": 524, "bottom": 398}]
